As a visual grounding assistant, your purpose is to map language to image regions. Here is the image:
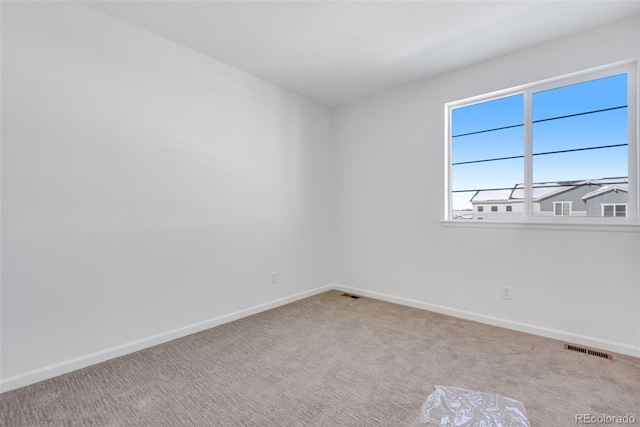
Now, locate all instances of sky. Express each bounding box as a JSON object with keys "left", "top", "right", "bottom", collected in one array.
[{"left": 451, "top": 73, "right": 628, "bottom": 211}]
